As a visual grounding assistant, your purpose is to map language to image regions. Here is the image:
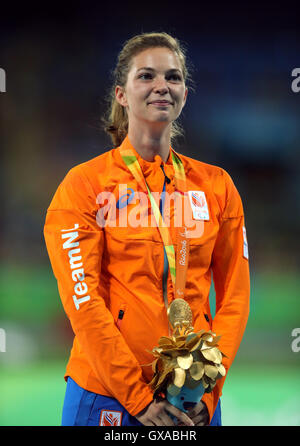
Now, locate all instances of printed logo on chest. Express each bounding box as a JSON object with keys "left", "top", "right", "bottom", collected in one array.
[{"left": 188, "top": 191, "right": 210, "bottom": 221}]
